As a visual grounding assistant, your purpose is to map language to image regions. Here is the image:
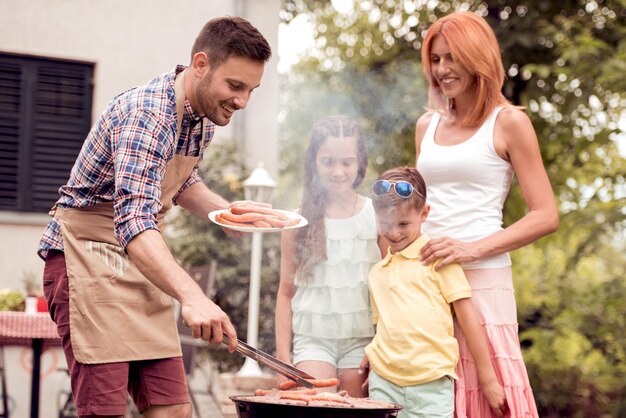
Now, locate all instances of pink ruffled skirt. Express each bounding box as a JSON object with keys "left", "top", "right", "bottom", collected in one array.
[{"left": 454, "top": 267, "right": 539, "bottom": 418}]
